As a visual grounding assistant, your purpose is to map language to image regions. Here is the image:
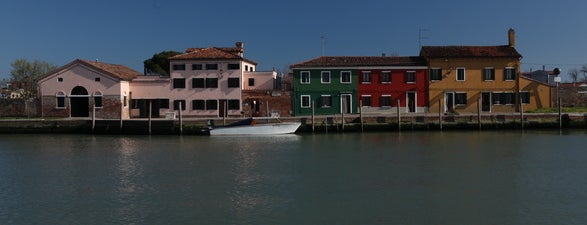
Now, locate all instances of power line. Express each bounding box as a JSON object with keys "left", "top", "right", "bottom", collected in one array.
[{"left": 522, "top": 62, "right": 584, "bottom": 67}]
